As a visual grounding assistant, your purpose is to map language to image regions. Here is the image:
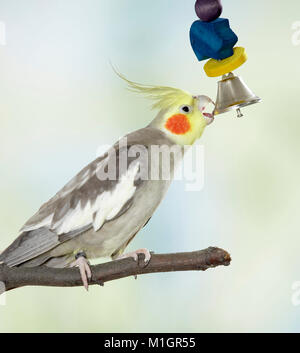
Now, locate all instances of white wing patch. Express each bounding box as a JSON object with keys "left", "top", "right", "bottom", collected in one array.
[
  {"left": 93, "top": 161, "right": 140, "bottom": 230},
  {"left": 54, "top": 161, "right": 140, "bottom": 234},
  {"left": 20, "top": 157, "right": 107, "bottom": 233}
]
